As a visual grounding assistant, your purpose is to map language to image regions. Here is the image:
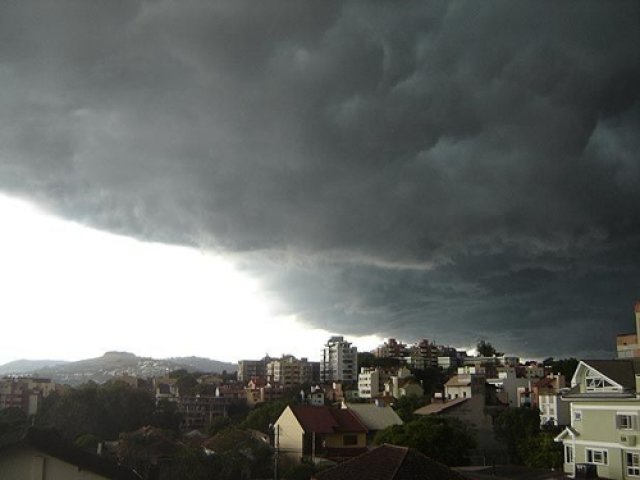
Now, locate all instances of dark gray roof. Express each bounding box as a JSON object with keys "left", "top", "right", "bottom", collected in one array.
[
  {"left": 0, "top": 428, "right": 141, "bottom": 480},
  {"left": 313, "top": 444, "right": 467, "bottom": 480},
  {"left": 582, "top": 360, "right": 637, "bottom": 389}
]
